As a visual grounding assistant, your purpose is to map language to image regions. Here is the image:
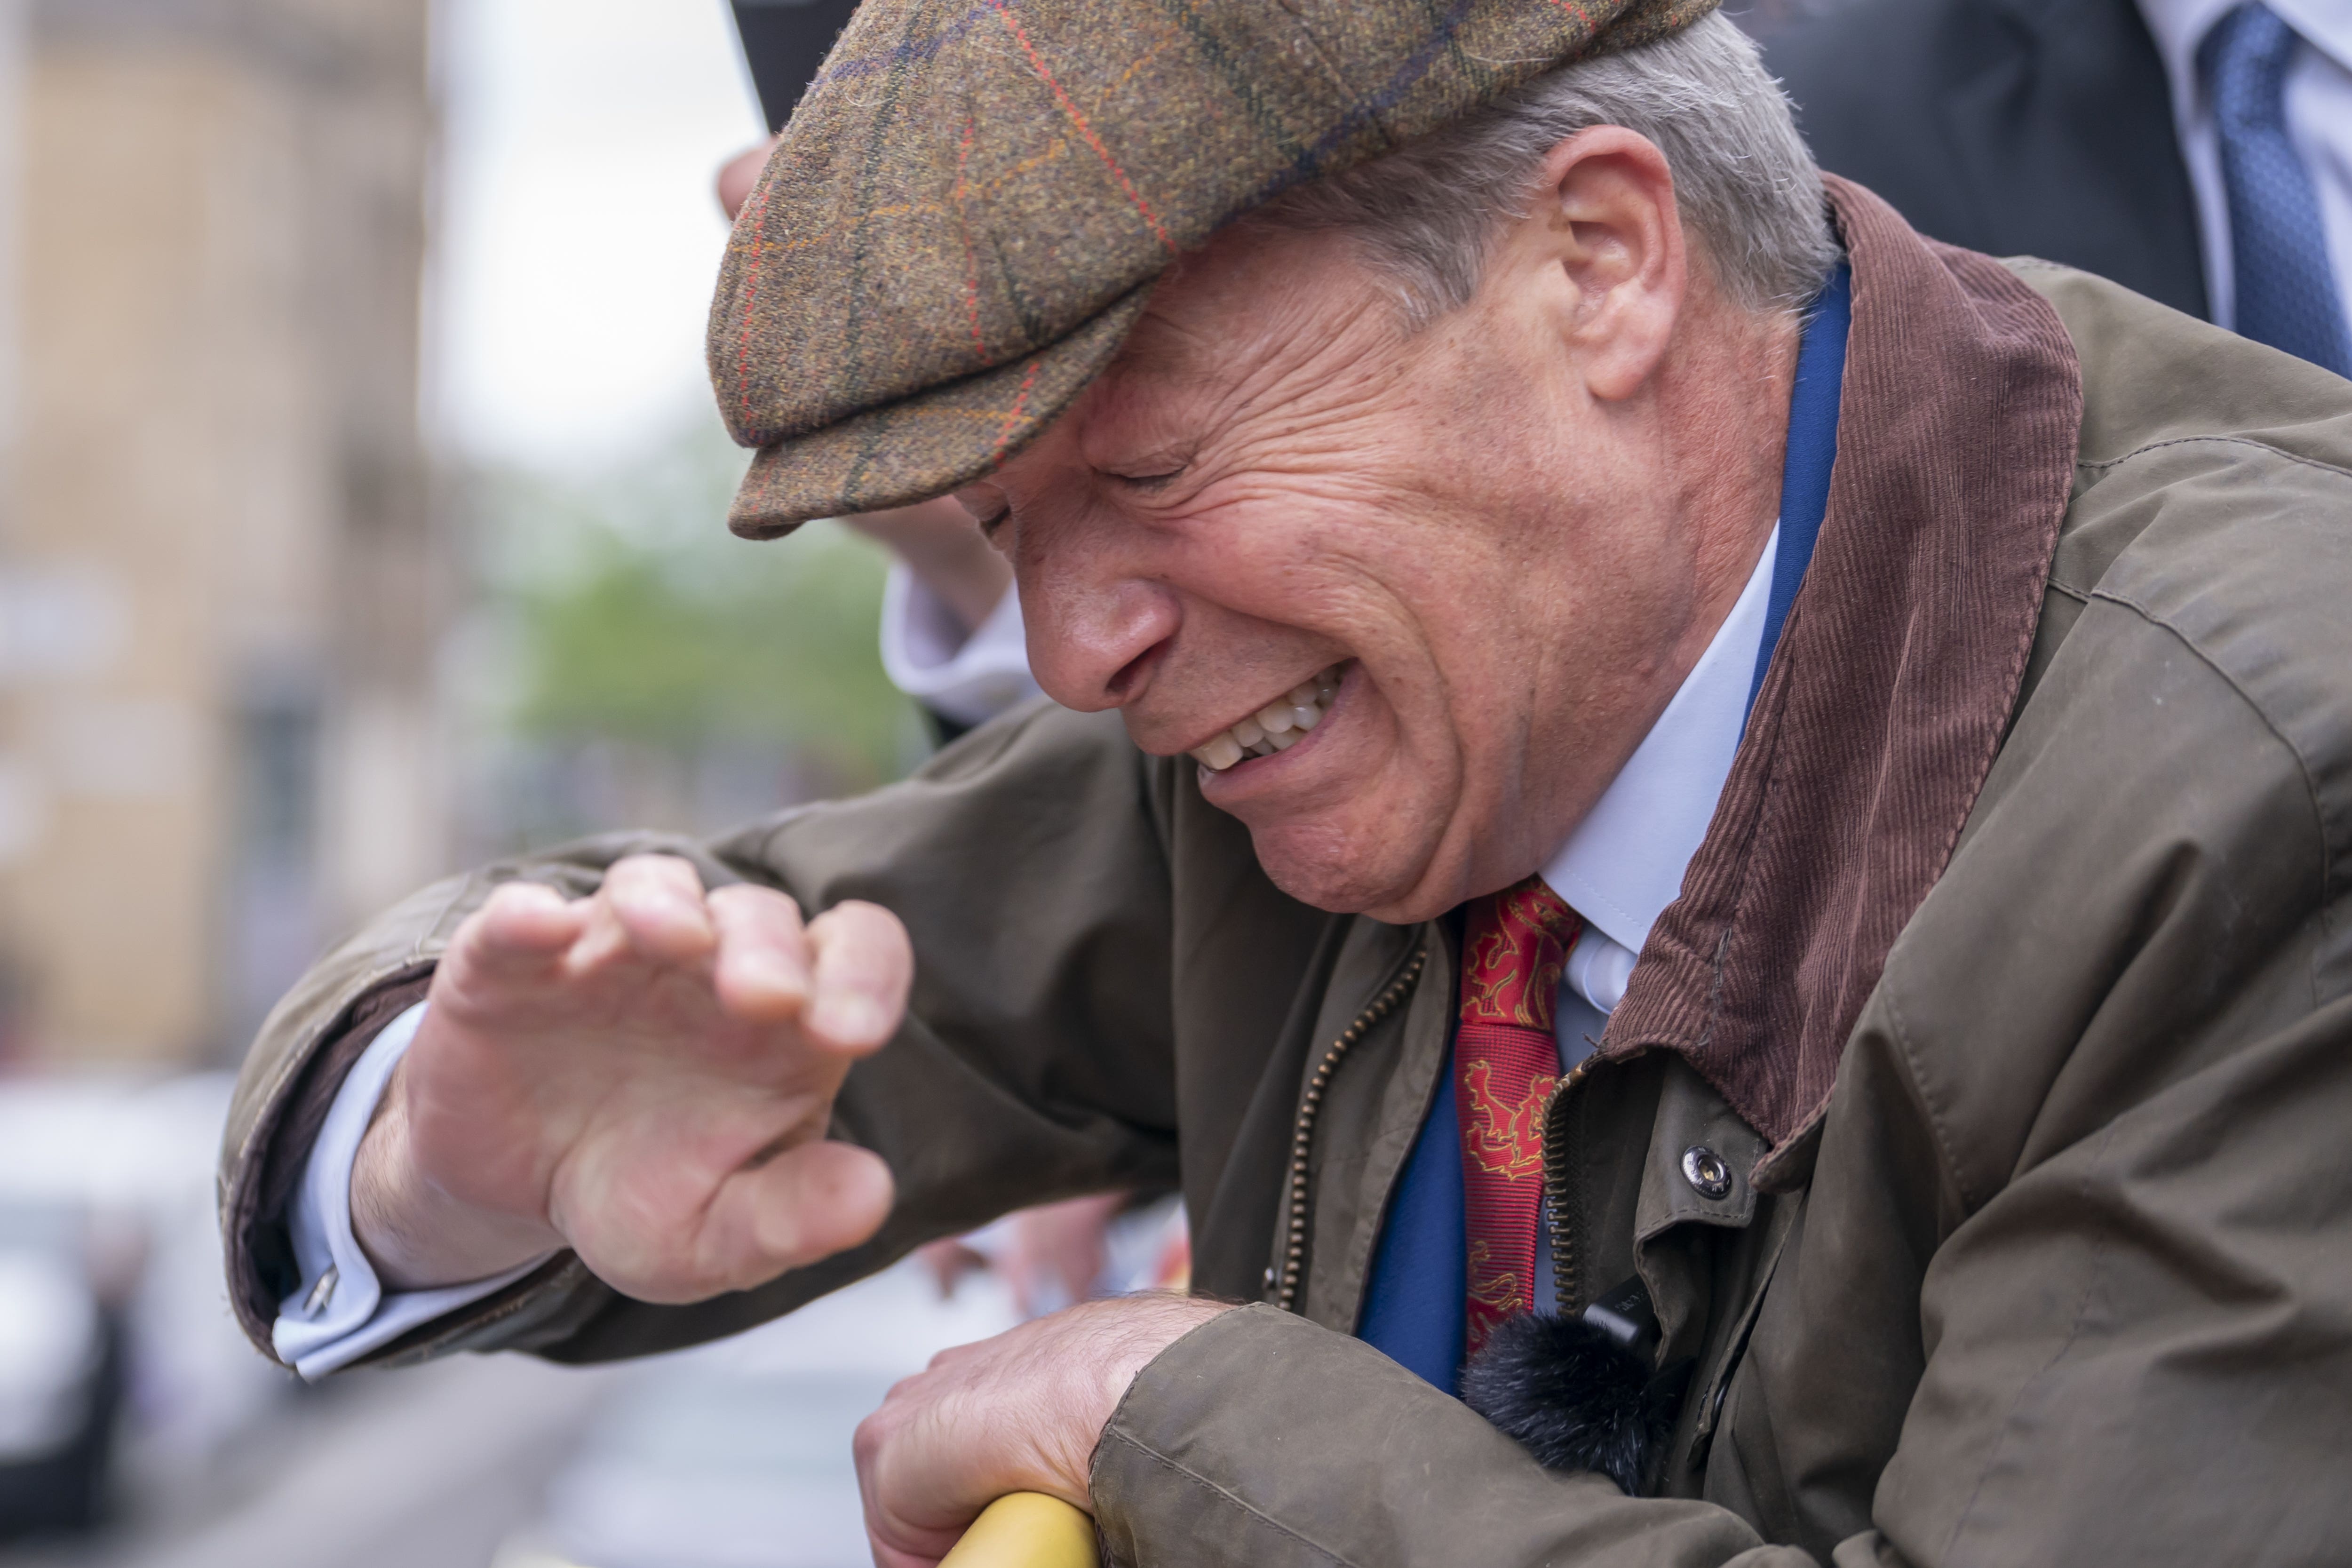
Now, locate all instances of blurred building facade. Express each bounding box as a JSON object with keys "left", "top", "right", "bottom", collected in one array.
[{"left": 0, "top": 0, "right": 442, "bottom": 1067}]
